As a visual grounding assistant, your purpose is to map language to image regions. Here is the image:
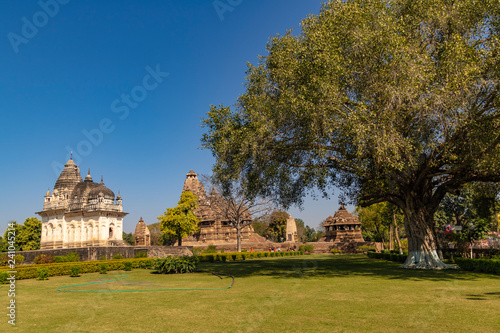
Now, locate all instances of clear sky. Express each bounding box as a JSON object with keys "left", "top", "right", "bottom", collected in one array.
[{"left": 0, "top": 0, "right": 352, "bottom": 234}]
